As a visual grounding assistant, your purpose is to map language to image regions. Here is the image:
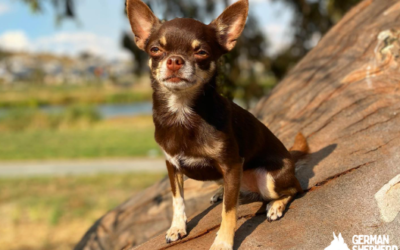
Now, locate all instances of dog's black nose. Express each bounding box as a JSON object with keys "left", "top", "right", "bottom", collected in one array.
[{"left": 167, "top": 56, "right": 185, "bottom": 72}]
